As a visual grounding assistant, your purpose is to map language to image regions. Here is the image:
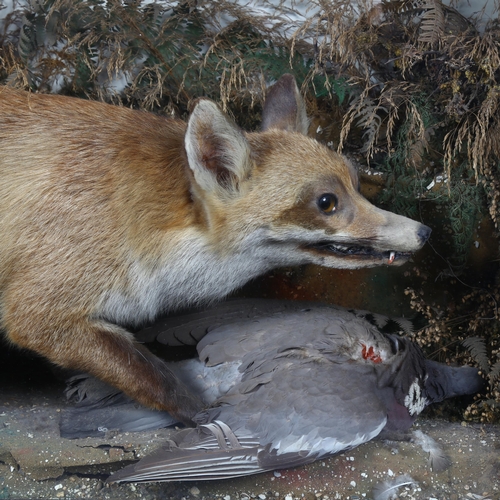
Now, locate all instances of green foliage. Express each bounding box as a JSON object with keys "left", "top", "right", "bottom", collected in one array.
[
  {"left": 373, "top": 90, "right": 486, "bottom": 272},
  {"left": 377, "top": 98, "right": 432, "bottom": 219},
  {"left": 0, "top": 0, "right": 350, "bottom": 119}
]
